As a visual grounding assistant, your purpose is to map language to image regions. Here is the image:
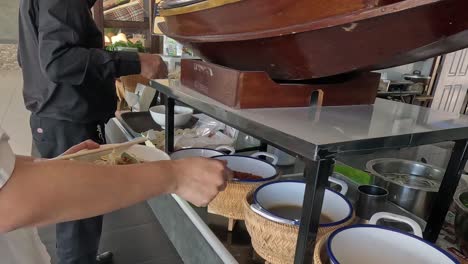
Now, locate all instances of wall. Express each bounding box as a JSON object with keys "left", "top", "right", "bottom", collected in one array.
[{"left": 0, "top": 0, "right": 19, "bottom": 43}]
